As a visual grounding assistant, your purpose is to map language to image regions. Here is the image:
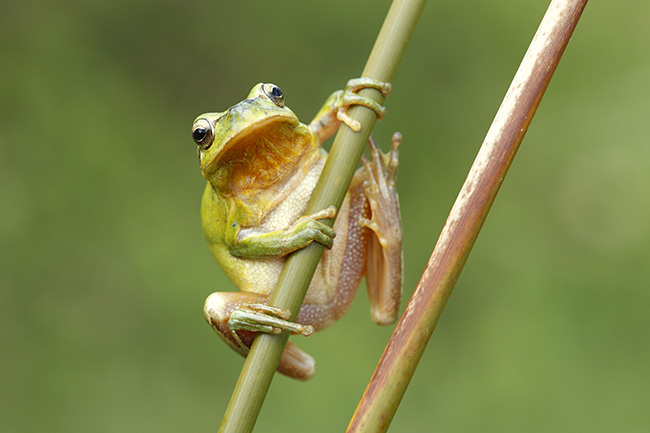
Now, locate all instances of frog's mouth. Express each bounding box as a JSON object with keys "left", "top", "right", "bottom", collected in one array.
[
  {"left": 220, "top": 115, "right": 297, "bottom": 154},
  {"left": 203, "top": 115, "right": 313, "bottom": 190}
]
